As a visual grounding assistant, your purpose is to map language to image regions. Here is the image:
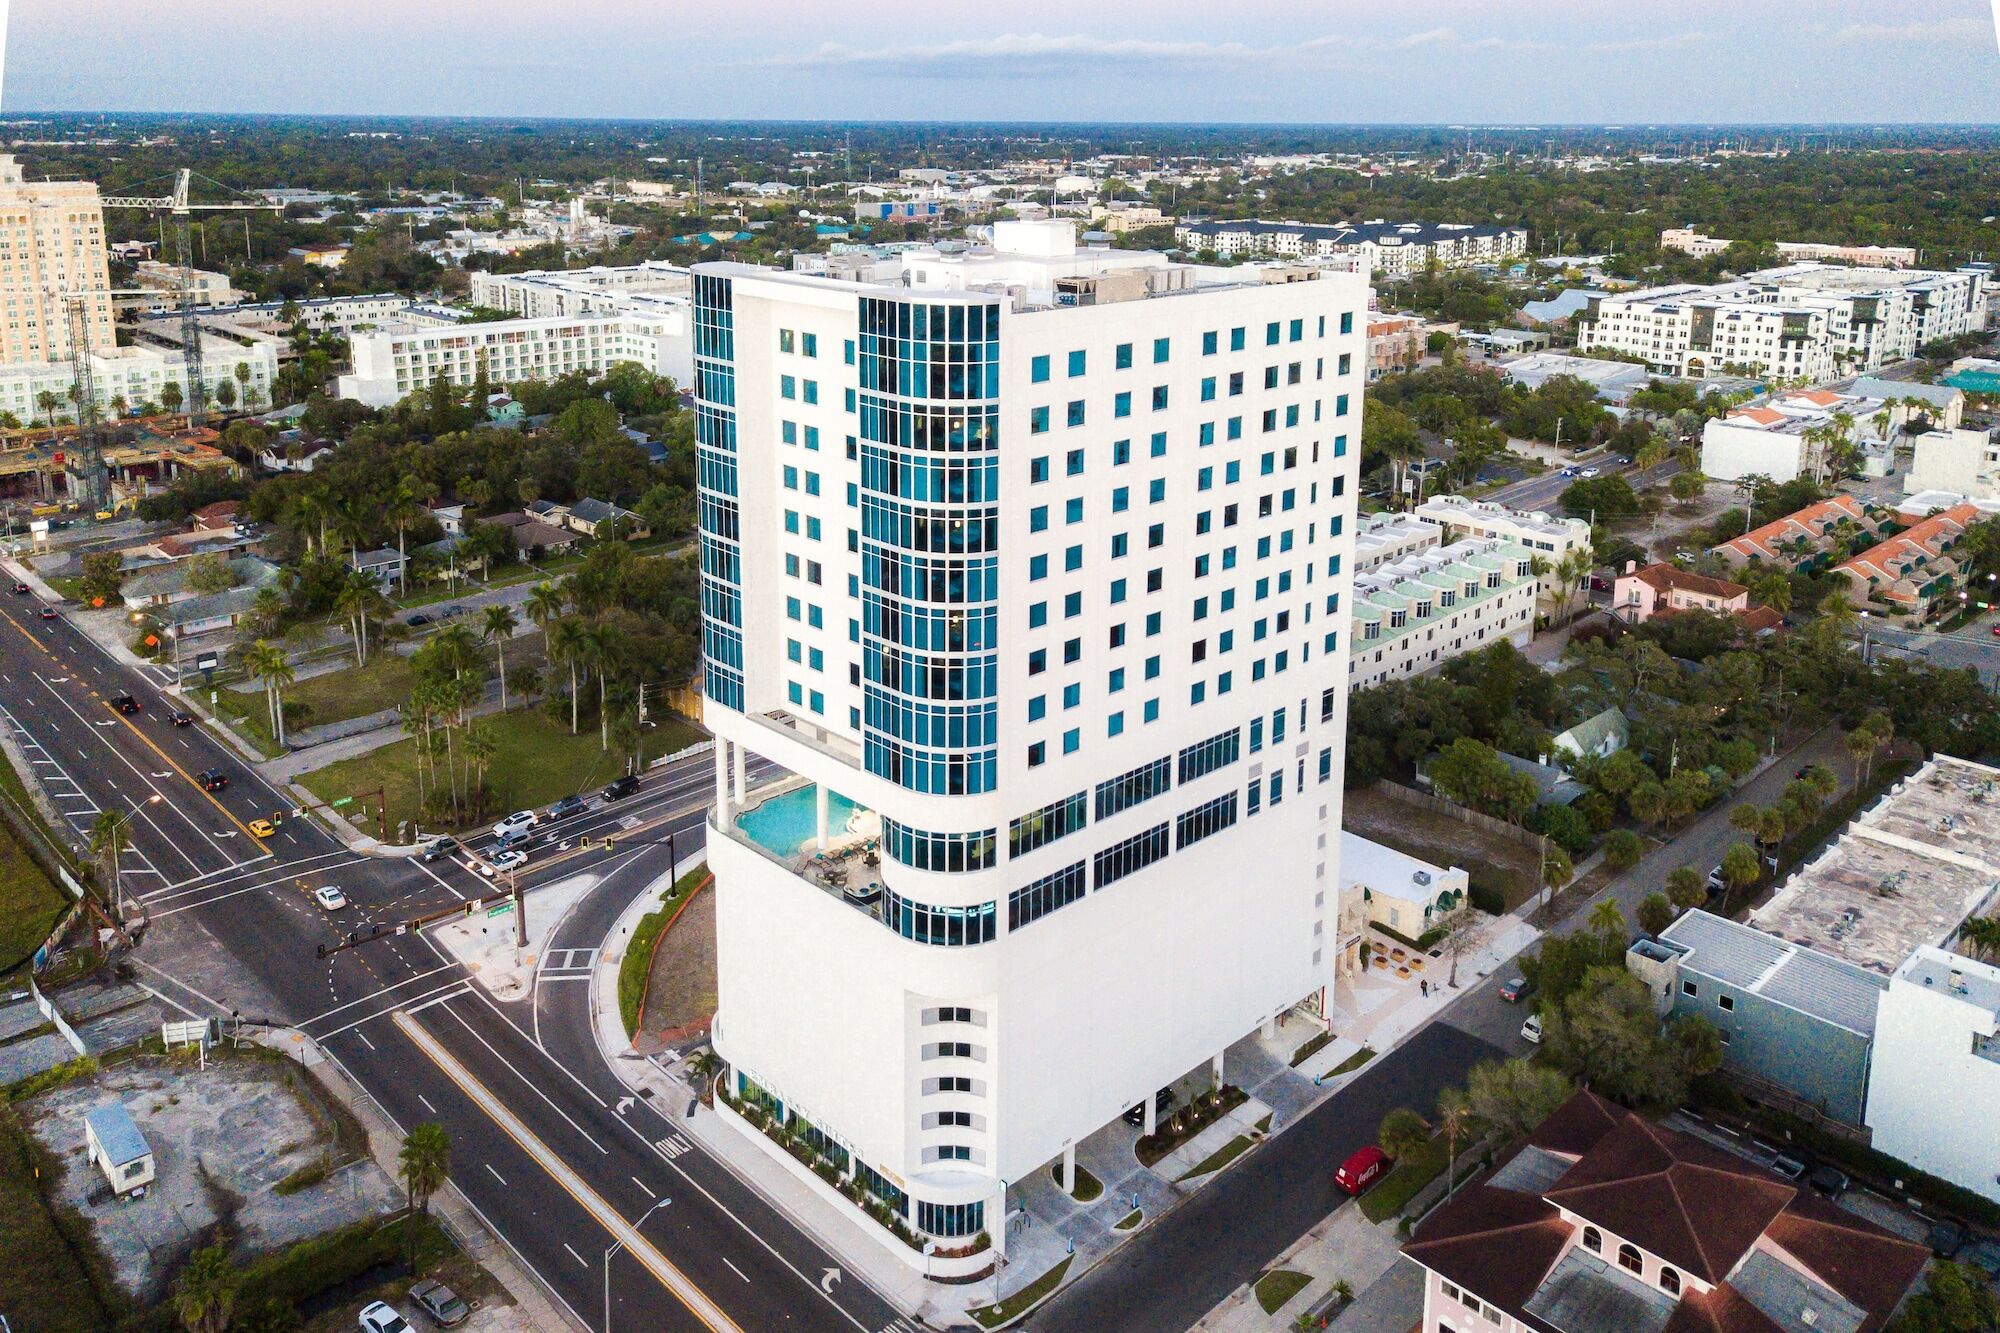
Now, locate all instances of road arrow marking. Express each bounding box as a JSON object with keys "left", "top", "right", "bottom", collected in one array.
[
  {"left": 821, "top": 1267, "right": 842, "bottom": 1294},
  {"left": 616, "top": 1095, "right": 636, "bottom": 1115}
]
